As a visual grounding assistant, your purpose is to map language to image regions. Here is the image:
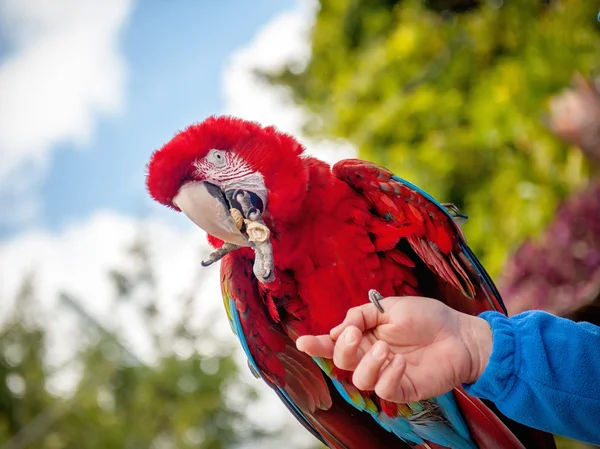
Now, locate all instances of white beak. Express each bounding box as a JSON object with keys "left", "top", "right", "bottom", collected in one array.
[{"left": 173, "top": 181, "right": 249, "bottom": 247}]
